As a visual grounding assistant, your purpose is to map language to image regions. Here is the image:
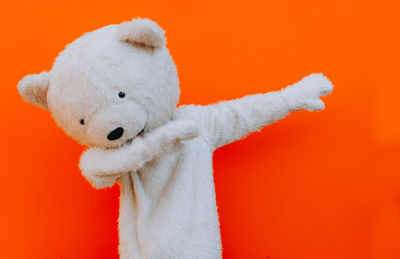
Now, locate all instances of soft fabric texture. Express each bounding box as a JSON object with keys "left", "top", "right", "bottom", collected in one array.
[{"left": 17, "top": 18, "right": 333, "bottom": 259}]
